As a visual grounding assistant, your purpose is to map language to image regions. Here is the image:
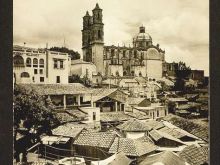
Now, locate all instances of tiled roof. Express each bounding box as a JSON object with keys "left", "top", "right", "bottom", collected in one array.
[
  {"left": 161, "top": 121, "right": 200, "bottom": 140},
  {"left": 145, "top": 120, "right": 165, "bottom": 130},
  {"left": 108, "top": 152, "right": 132, "bottom": 165},
  {"left": 149, "top": 129, "right": 185, "bottom": 145},
  {"left": 126, "top": 112, "right": 150, "bottom": 120},
  {"left": 149, "top": 129, "right": 163, "bottom": 141},
  {"left": 91, "top": 88, "right": 117, "bottom": 102},
  {"left": 52, "top": 123, "right": 85, "bottom": 138},
  {"left": 109, "top": 137, "right": 157, "bottom": 157},
  {"left": 178, "top": 145, "right": 209, "bottom": 165},
  {"left": 66, "top": 109, "right": 88, "bottom": 119},
  {"left": 74, "top": 131, "right": 116, "bottom": 148},
  {"left": 134, "top": 77, "right": 148, "bottom": 84},
  {"left": 100, "top": 112, "right": 133, "bottom": 122},
  {"left": 158, "top": 127, "right": 186, "bottom": 139},
  {"left": 125, "top": 97, "right": 146, "bottom": 105},
  {"left": 117, "top": 119, "right": 152, "bottom": 132},
  {"left": 107, "top": 128, "right": 125, "bottom": 138},
  {"left": 190, "top": 127, "right": 208, "bottom": 142},
  {"left": 139, "top": 151, "right": 186, "bottom": 165},
  {"left": 56, "top": 112, "right": 80, "bottom": 123},
  {"left": 19, "top": 83, "right": 91, "bottom": 95},
  {"left": 162, "top": 114, "right": 208, "bottom": 142}
]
